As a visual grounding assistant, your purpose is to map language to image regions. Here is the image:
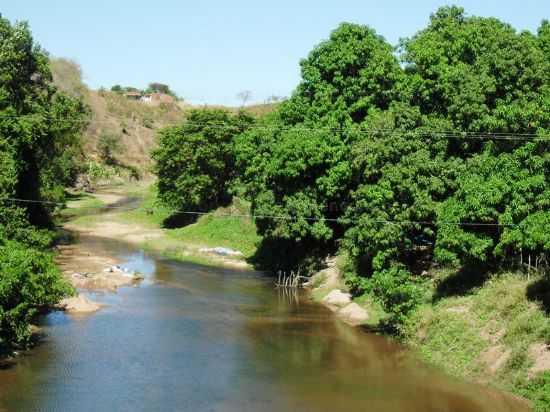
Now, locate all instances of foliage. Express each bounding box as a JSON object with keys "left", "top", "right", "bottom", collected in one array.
[
  {"left": 150, "top": 7, "right": 549, "bottom": 330},
  {"left": 435, "top": 142, "right": 550, "bottom": 267},
  {"left": 367, "top": 266, "right": 423, "bottom": 329},
  {"left": 145, "top": 82, "right": 178, "bottom": 99},
  {"left": 235, "top": 23, "right": 402, "bottom": 270},
  {"left": 517, "top": 372, "right": 550, "bottom": 412},
  {"left": 97, "top": 131, "right": 123, "bottom": 165},
  {"left": 0, "top": 17, "right": 84, "bottom": 351},
  {"left": 232, "top": 7, "right": 550, "bottom": 328},
  {"left": 153, "top": 109, "right": 254, "bottom": 216},
  {"left": 0, "top": 17, "right": 88, "bottom": 228},
  {"left": 0, "top": 239, "right": 73, "bottom": 352}
]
